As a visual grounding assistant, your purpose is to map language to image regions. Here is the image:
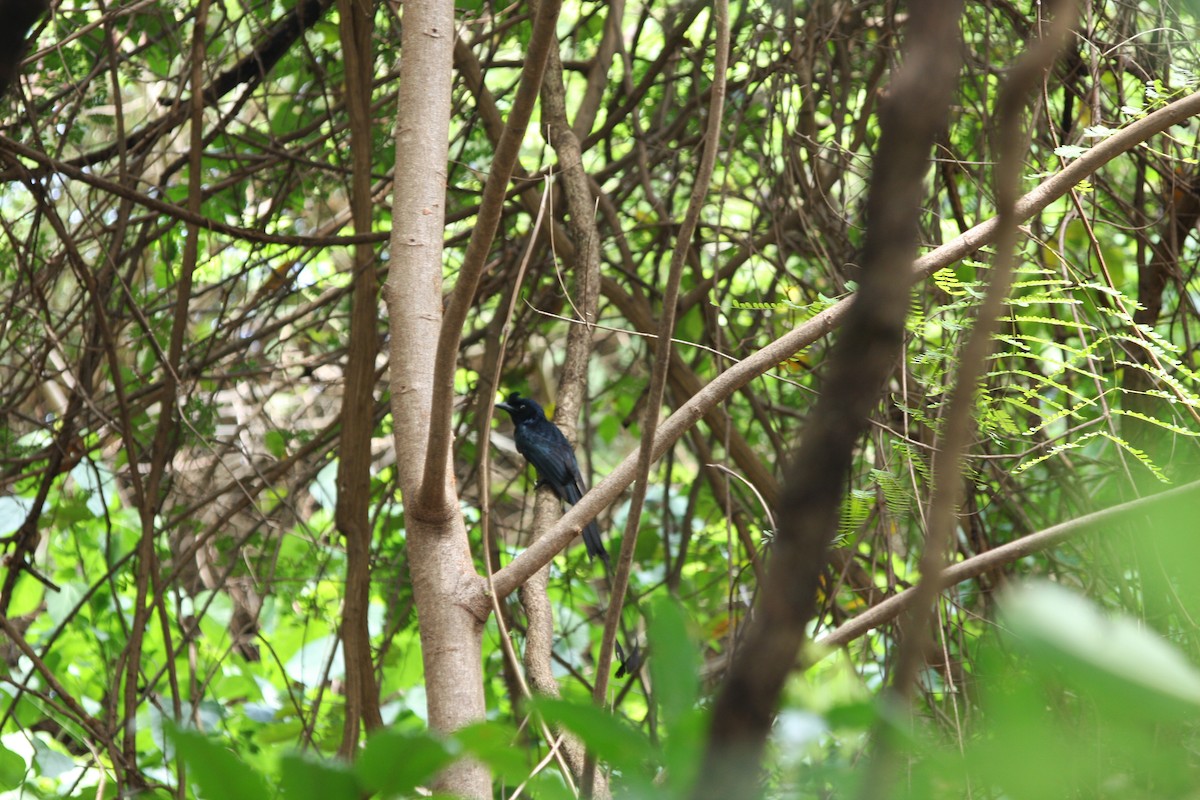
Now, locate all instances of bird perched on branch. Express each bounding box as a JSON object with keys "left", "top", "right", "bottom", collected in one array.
[{"left": 496, "top": 392, "right": 609, "bottom": 567}]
